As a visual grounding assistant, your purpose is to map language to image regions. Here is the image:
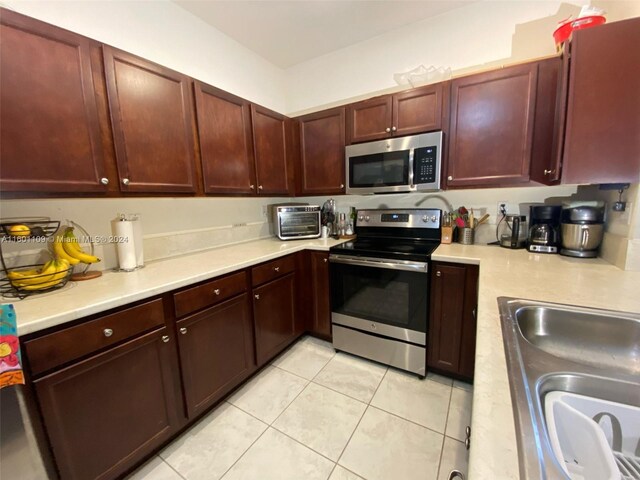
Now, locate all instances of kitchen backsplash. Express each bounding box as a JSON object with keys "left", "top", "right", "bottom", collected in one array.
[{"left": 2, "top": 183, "right": 638, "bottom": 271}]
